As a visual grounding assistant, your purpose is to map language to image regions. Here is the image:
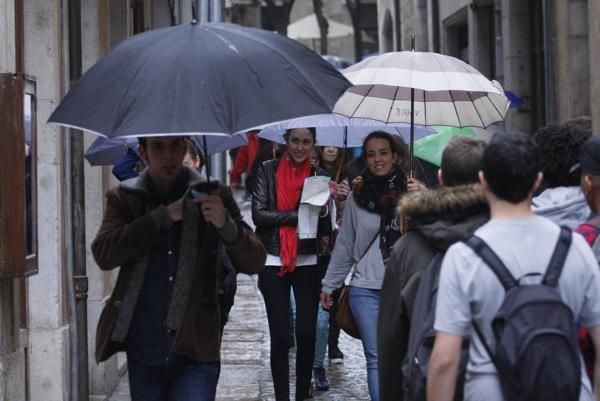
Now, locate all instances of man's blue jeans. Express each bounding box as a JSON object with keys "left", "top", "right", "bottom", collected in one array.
[
  {"left": 128, "top": 355, "right": 220, "bottom": 401},
  {"left": 349, "top": 286, "right": 380, "bottom": 401}
]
